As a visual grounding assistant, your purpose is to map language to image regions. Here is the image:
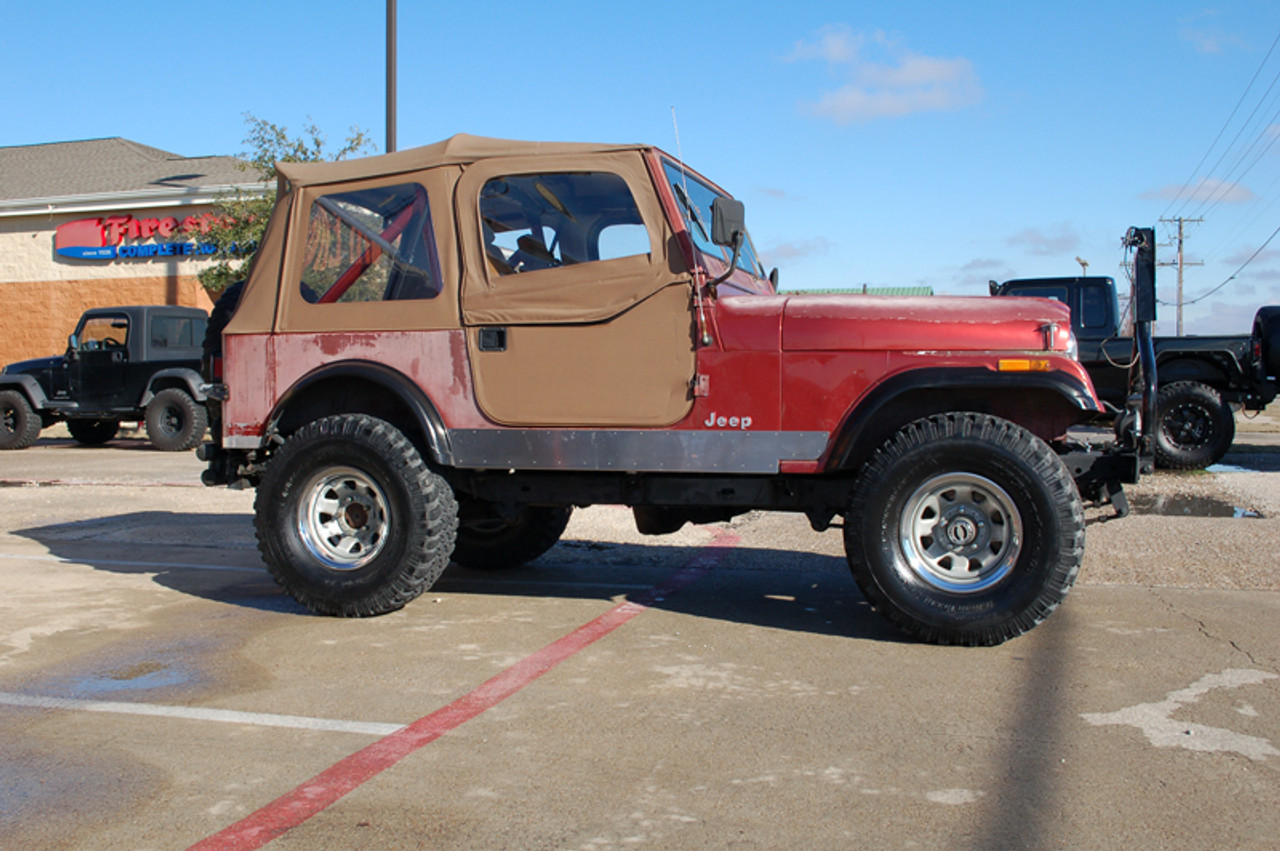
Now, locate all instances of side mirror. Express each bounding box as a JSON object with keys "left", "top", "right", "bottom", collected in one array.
[{"left": 710, "top": 197, "right": 745, "bottom": 248}]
